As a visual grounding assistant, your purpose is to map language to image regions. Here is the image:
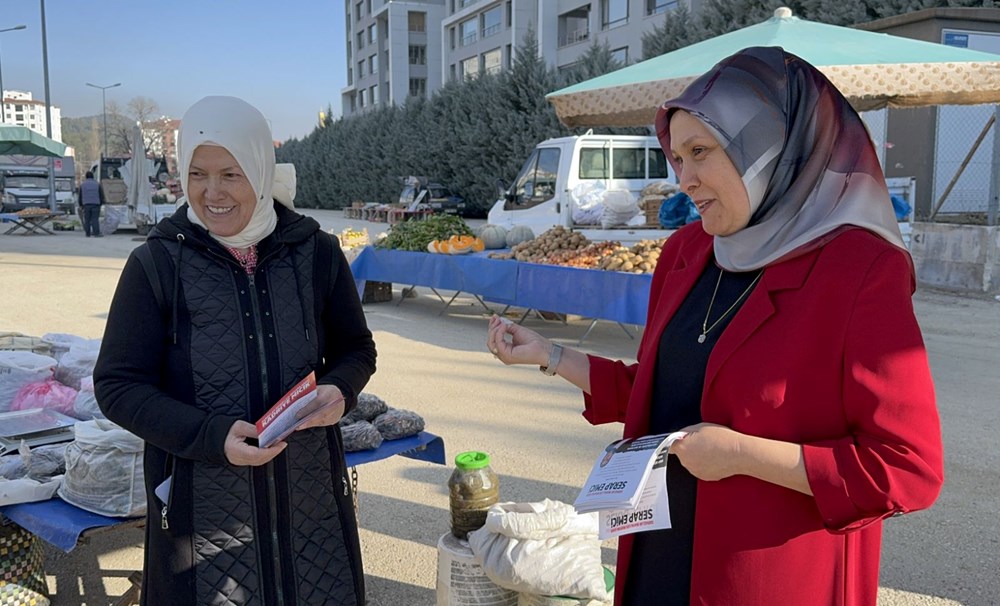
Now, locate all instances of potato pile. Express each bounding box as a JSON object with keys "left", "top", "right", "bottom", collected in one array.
[
  {"left": 488, "top": 226, "right": 665, "bottom": 274},
  {"left": 598, "top": 239, "right": 663, "bottom": 273}
]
